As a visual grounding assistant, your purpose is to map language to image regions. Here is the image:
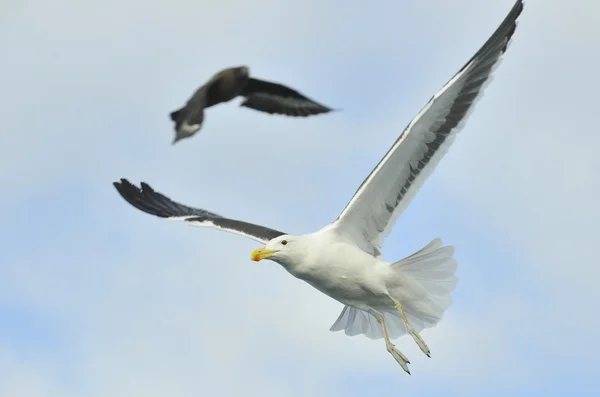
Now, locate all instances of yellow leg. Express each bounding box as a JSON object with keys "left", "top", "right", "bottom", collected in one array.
[
  {"left": 389, "top": 296, "right": 431, "bottom": 357},
  {"left": 367, "top": 309, "right": 411, "bottom": 375}
]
